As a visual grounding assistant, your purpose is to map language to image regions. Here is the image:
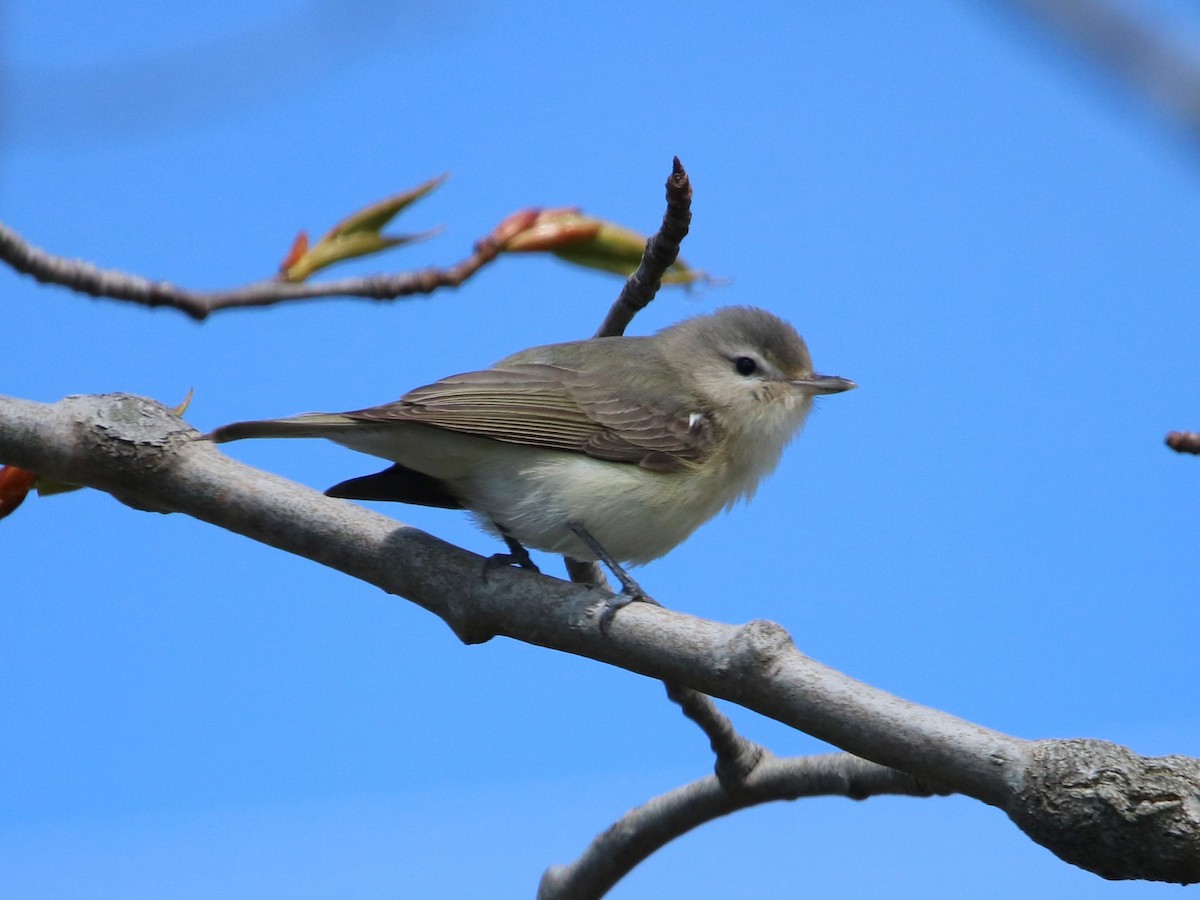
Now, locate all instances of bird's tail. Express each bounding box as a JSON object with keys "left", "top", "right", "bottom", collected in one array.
[{"left": 204, "top": 413, "right": 359, "bottom": 443}]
